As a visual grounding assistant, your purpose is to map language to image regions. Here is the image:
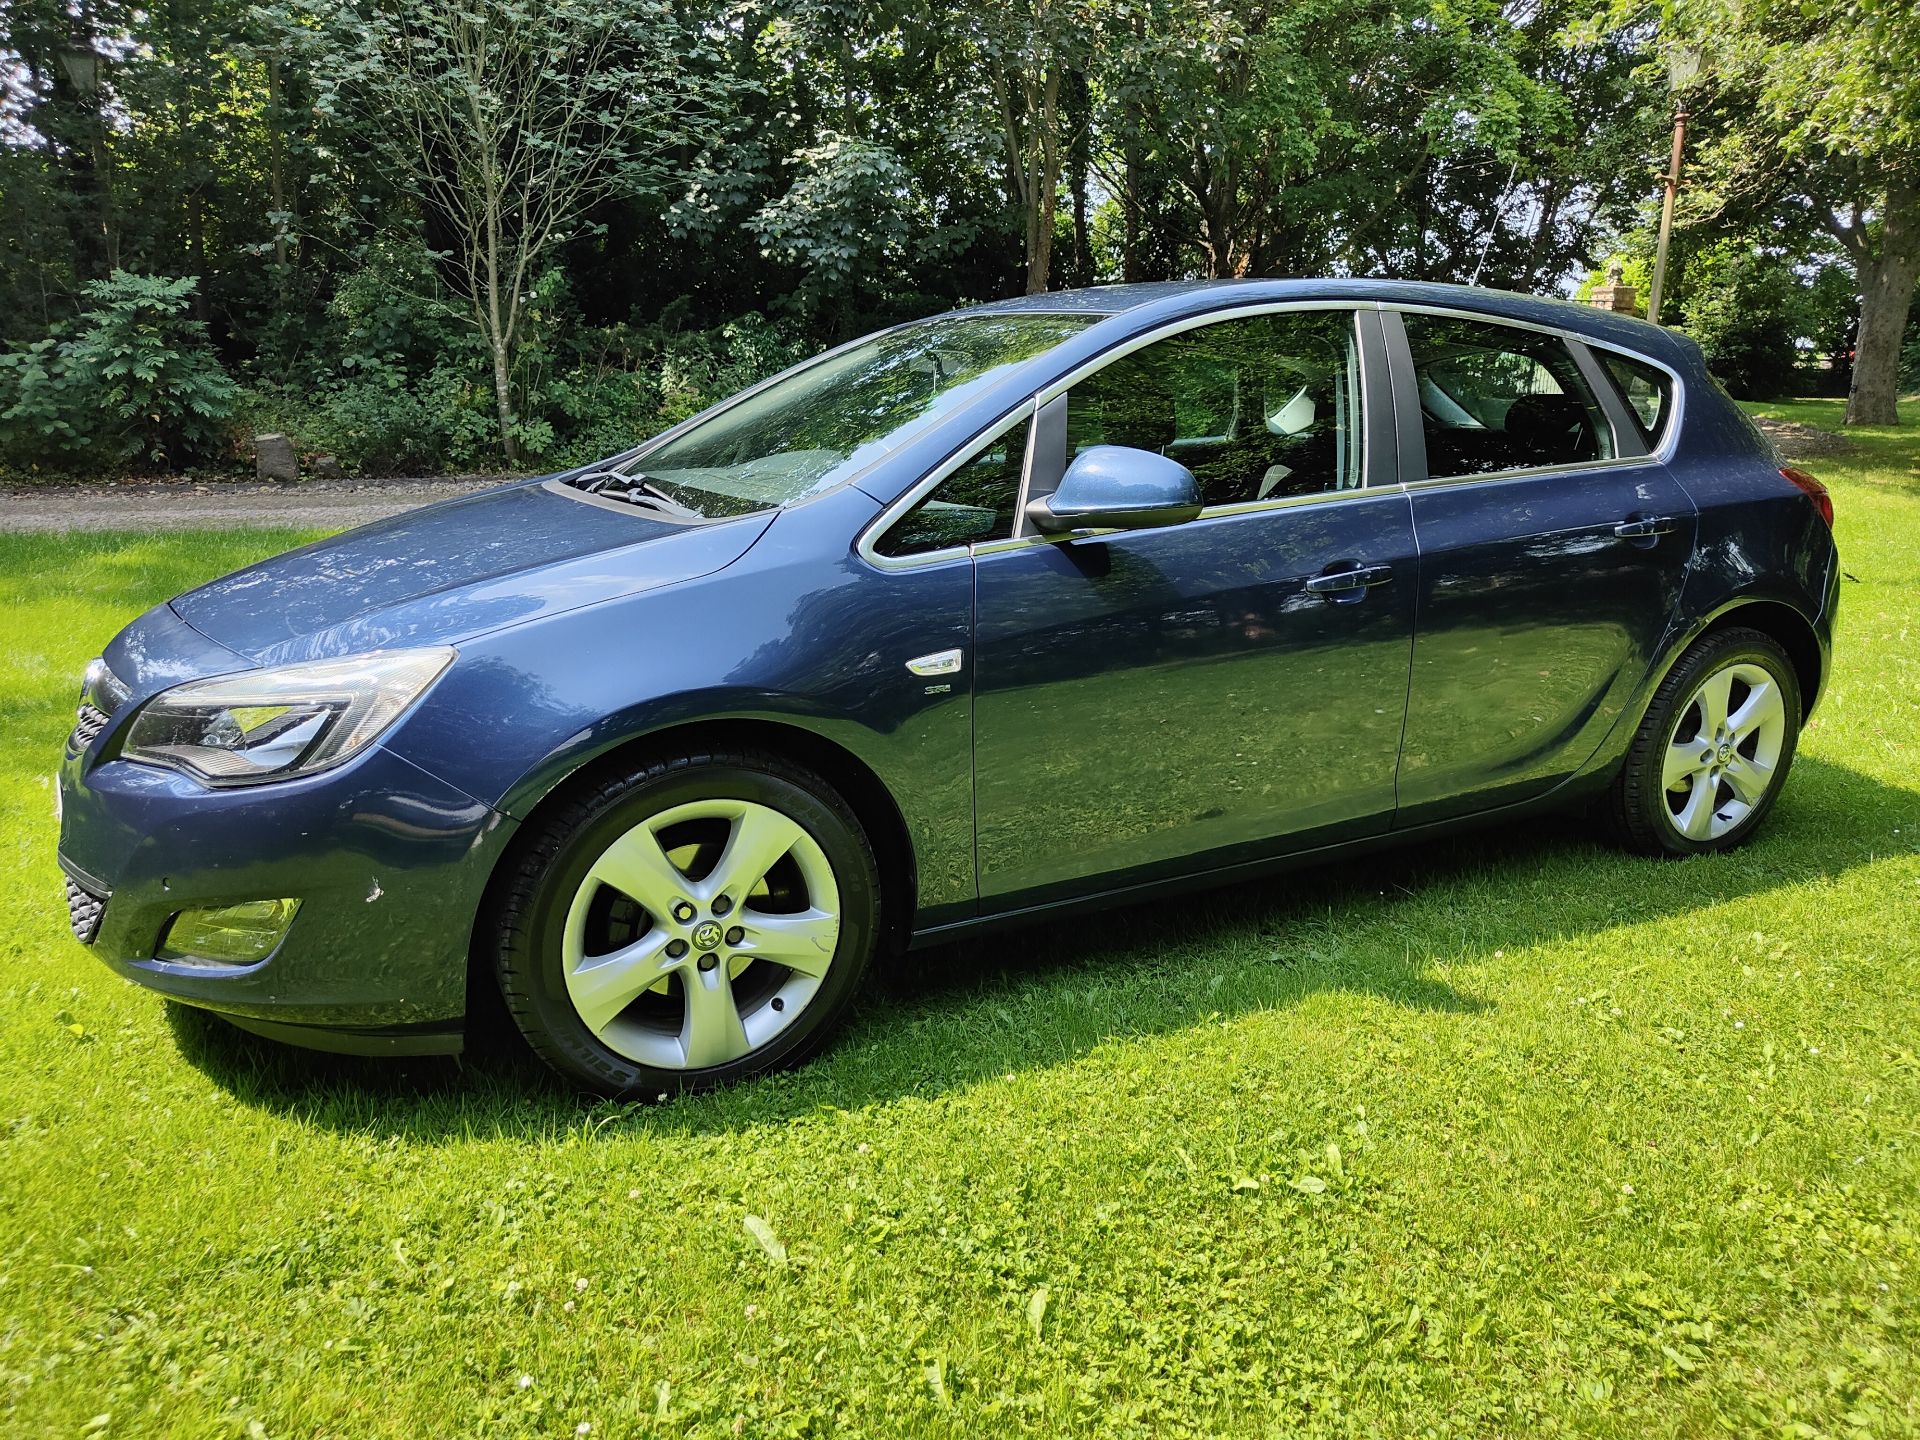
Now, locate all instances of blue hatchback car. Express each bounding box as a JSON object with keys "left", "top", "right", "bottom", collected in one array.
[{"left": 56, "top": 280, "right": 1839, "bottom": 1095}]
